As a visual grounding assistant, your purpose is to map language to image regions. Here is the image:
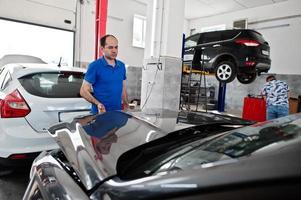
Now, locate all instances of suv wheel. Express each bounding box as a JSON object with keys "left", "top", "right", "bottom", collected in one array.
[
  {"left": 237, "top": 72, "right": 257, "bottom": 84},
  {"left": 215, "top": 61, "right": 236, "bottom": 83}
]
